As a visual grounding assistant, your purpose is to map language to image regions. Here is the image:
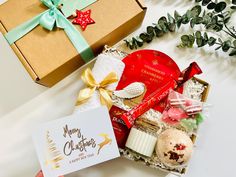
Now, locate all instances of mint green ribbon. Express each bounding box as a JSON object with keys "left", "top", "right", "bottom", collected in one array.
[{"left": 4, "top": 0, "right": 94, "bottom": 62}]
